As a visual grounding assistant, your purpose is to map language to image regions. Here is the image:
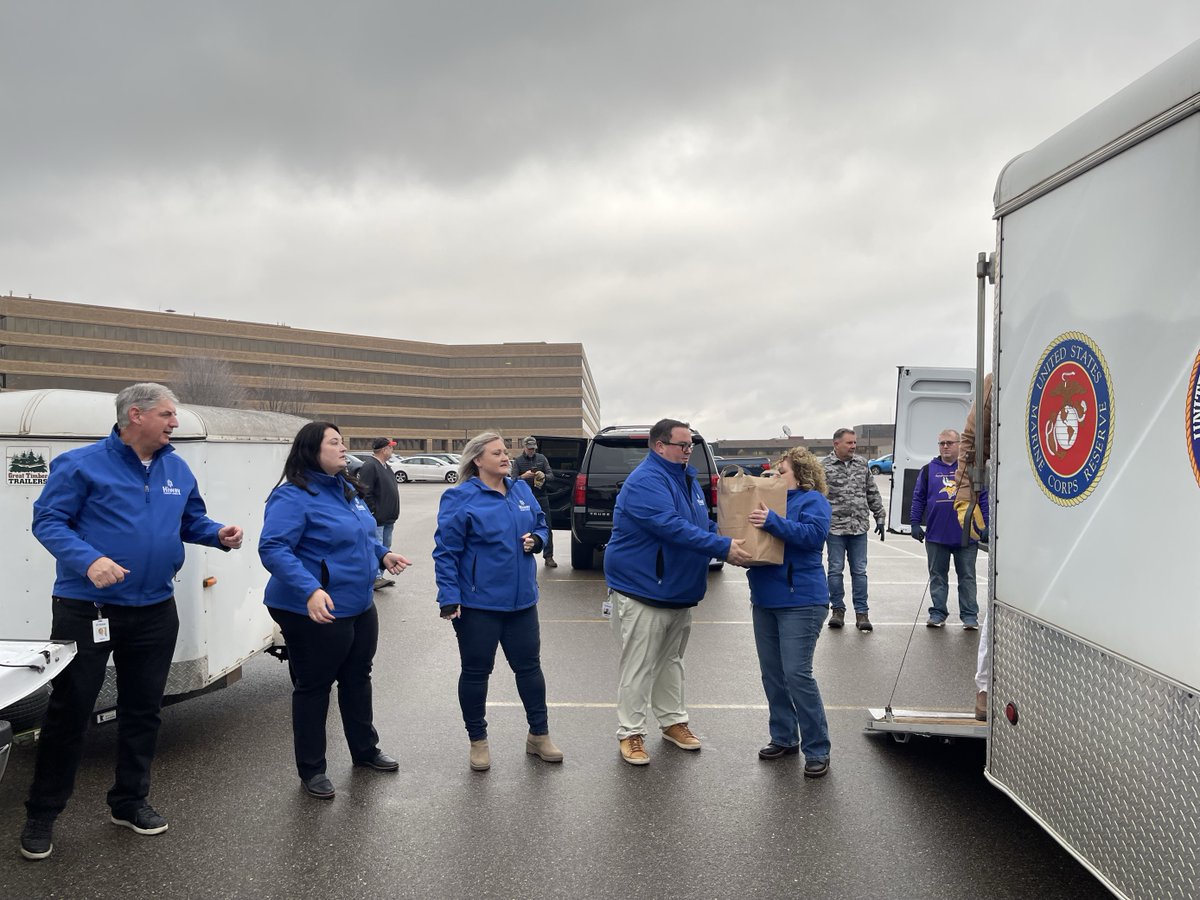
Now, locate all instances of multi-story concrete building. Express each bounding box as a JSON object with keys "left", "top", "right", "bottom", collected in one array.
[{"left": 0, "top": 295, "right": 600, "bottom": 452}]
